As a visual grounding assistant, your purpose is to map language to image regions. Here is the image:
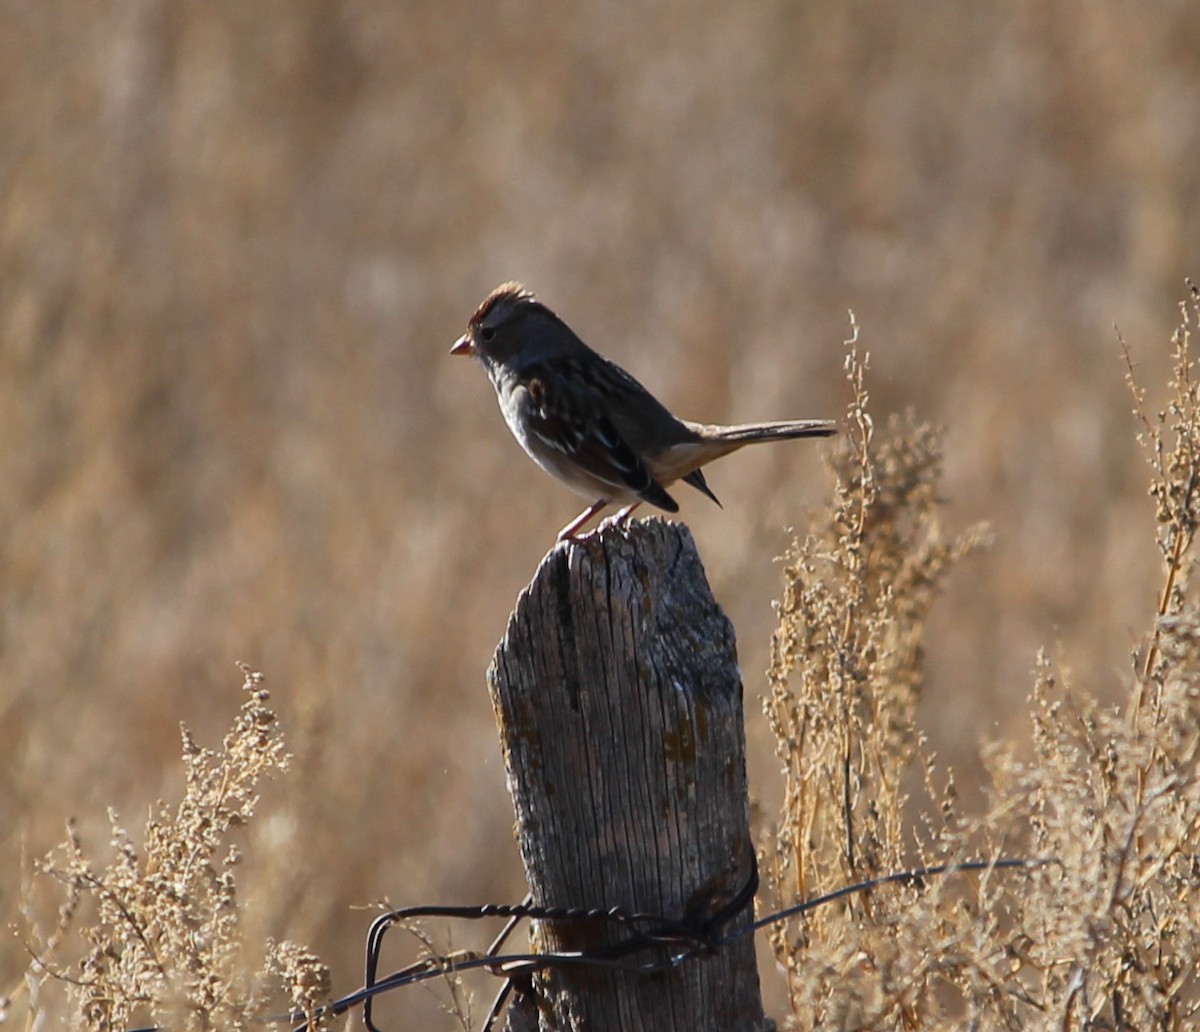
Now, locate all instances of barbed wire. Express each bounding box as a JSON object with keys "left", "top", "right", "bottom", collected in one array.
[
  {"left": 107, "top": 847, "right": 1186, "bottom": 1032},
  {"left": 264, "top": 852, "right": 1052, "bottom": 1032}
]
